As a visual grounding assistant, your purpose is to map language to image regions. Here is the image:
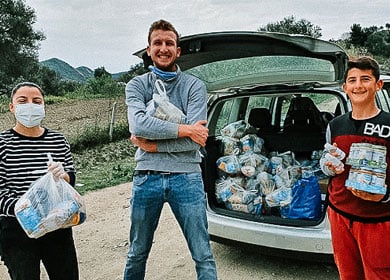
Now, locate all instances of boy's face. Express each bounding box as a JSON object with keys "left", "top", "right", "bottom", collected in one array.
[
  {"left": 146, "top": 29, "right": 181, "bottom": 72},
  {"left": 343, "top": 68, "right": 383, "bottom": 106}
]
